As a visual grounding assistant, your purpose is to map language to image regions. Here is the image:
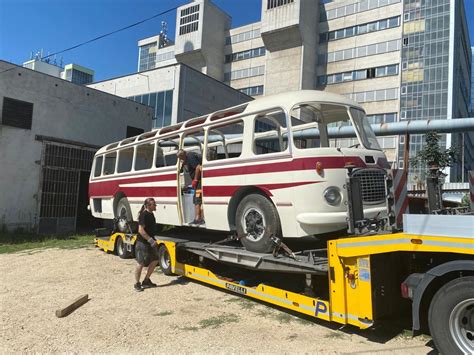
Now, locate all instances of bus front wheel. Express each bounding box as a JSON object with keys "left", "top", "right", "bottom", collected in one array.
[
  {"left": 236, "top": 194, "right": 281, "bottom": 254},
  {"left": 115, "top": 197, "right": 137, "bottom": 233}
]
